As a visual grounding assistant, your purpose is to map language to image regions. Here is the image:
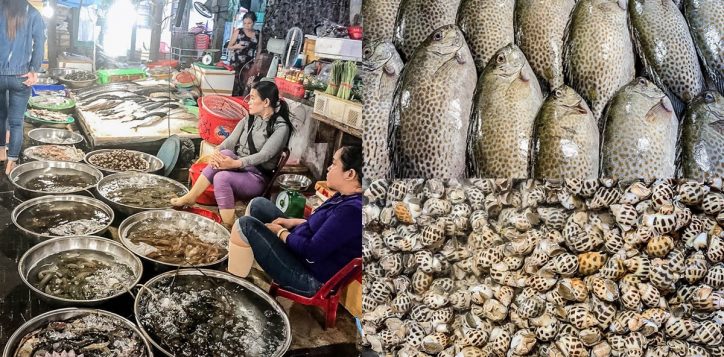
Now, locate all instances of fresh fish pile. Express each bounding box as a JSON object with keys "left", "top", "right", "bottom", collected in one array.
[
  {"left": 24, "top": 145, "right": 85, "bottom": 162},
  {"left": 29, "top": 96, "right": 74, "bottom": 108},
  {"left": 362, "top": 178, "right": 724, "bottom": 356},
  {"left": 21, "top": 174, "right": 95, "bottom": 193},
  {"left": 29, "top": 250, "right": 134, "bottom": 300},
  {"left": 63, "top": 71, "right": 96, "bottom": 81},
  {"left": 137, "top": 274, "right": 287, "bottom": 356},
  {"left": 681, "top": 91, "right": 724, "bottom": 179},
  {"left": 26, "top": 109, "right": 71, "bottom": 123},
  {"left": 87, "top": 150, "right": 150, "bottom": 172},
  {"left": 41, "top": 136, "right": 78, "bottom": 145},
  {"left": 13, "top": 313, "right": 148, "bottom": 357},
  {"left": 48, "top": 219, "right": 108, "bottom": 236},
  {"left": 127, "top": 226, "right": 227, "bottom": 265},
  {"left": 99, "top": 175, "right": 186, "bottom": 208}
]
